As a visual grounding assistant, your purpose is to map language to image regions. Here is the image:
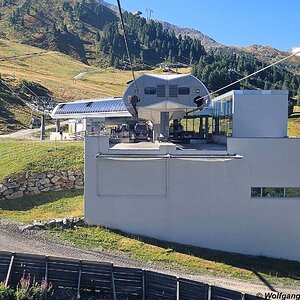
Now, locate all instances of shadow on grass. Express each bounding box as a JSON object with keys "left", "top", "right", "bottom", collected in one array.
[
  {"left": 0, "top": 189, "right": 83, "bottom": 211},
  {"left": 109, "top": 228, "right": 300, "bottom": 286}
]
